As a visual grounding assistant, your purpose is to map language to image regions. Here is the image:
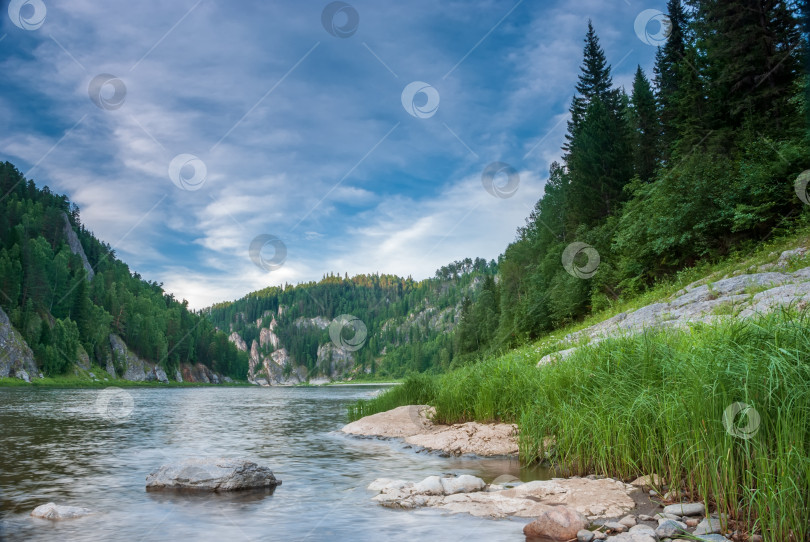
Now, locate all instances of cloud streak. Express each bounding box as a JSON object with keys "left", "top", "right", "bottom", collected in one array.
[{"left": 0, "top": 0, "right": 665, "bottom": 308}]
